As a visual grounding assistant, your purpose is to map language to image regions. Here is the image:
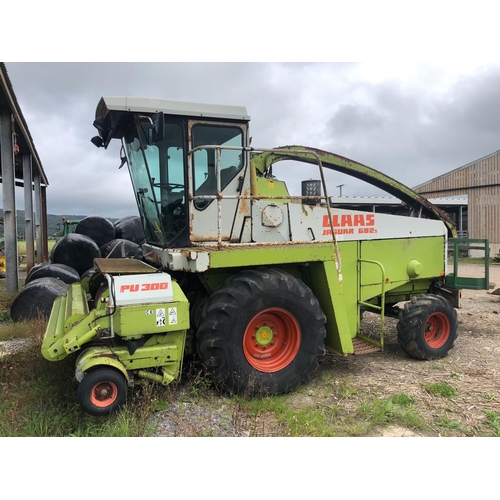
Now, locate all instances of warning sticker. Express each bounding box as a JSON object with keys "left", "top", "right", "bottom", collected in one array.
[
  {"left": 168, "top": 307, "right": 178, "bottom": 325},
  {"left": 156, "top": 308, "right": 166, "bottom": 327}
]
